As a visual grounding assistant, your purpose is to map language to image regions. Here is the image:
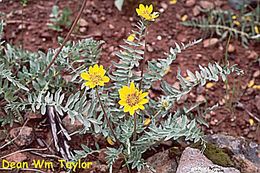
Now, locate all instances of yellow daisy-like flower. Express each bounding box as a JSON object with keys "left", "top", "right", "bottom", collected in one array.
[
  {"left": 255, "top": 26, "right": 259, "bottom": 34},
  {"left": 80, "top": 64, "right": 110, "bottom": 89},
  {"left": 118, "top": 82, "right": 149, "bottom": 115},
  {"left": 127, "top": 34, "right": 135, "bottom": 42},
  {"left": 136, "top": 4, "right": 159, "bottom": 21}
]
